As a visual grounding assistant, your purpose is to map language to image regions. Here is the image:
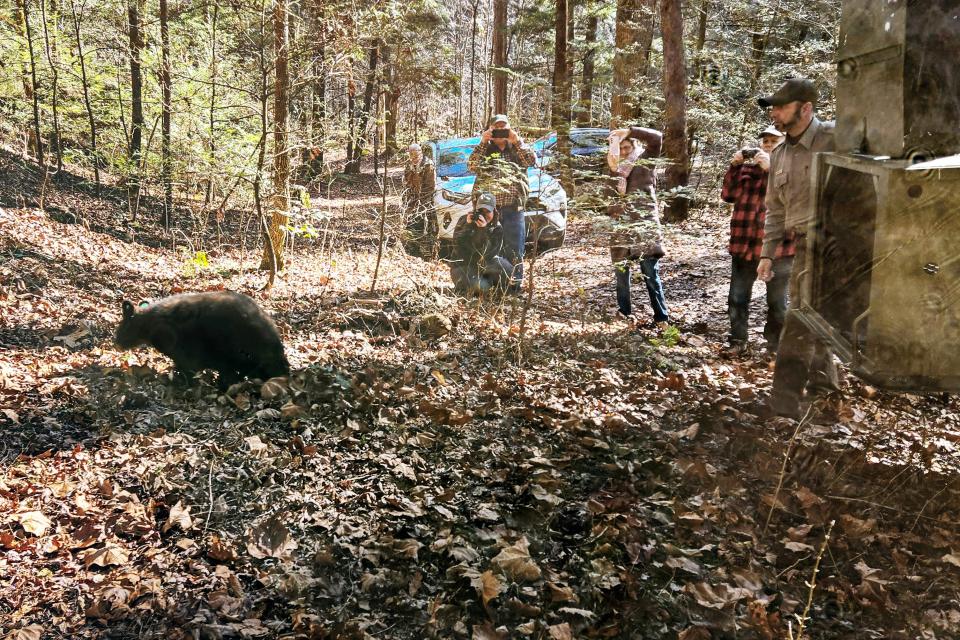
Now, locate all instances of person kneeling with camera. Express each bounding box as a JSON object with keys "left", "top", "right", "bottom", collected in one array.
[
  {"left": 449, "top": 193, "right": 514, "bottom": 295},
  {"left": 467, "top": 114, "right": 536, "bottom": 290}
]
